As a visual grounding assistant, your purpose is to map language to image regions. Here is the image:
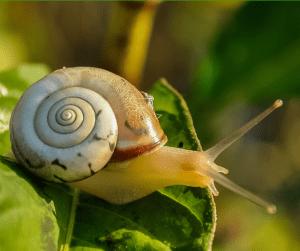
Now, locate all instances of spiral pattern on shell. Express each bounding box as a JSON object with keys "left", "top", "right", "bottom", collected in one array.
[
  {"left": 10, "top": 67, "right": 167, "bottom": 183},
  {"left": 10, "top": 76, "right": 118, "bottom": 182}
]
